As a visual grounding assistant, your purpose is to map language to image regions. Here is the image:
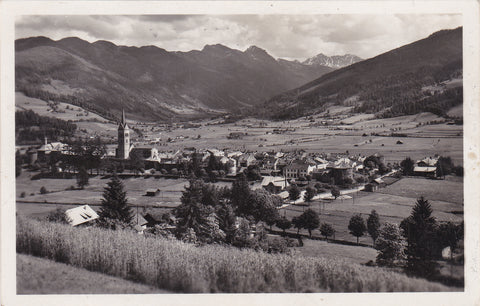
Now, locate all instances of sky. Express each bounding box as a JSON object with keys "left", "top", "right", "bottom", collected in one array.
[{"left": 15, "top": 14, "right": 462, "bottom": 60}]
